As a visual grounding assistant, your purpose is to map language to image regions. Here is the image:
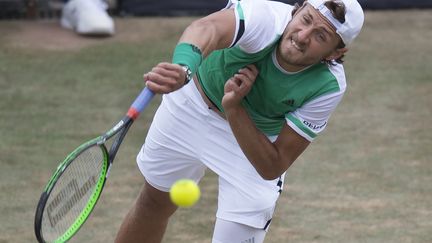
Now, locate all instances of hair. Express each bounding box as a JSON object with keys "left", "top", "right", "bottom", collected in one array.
[{"left": 291, "top": 0, "right": 347, "bottom": 65}]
